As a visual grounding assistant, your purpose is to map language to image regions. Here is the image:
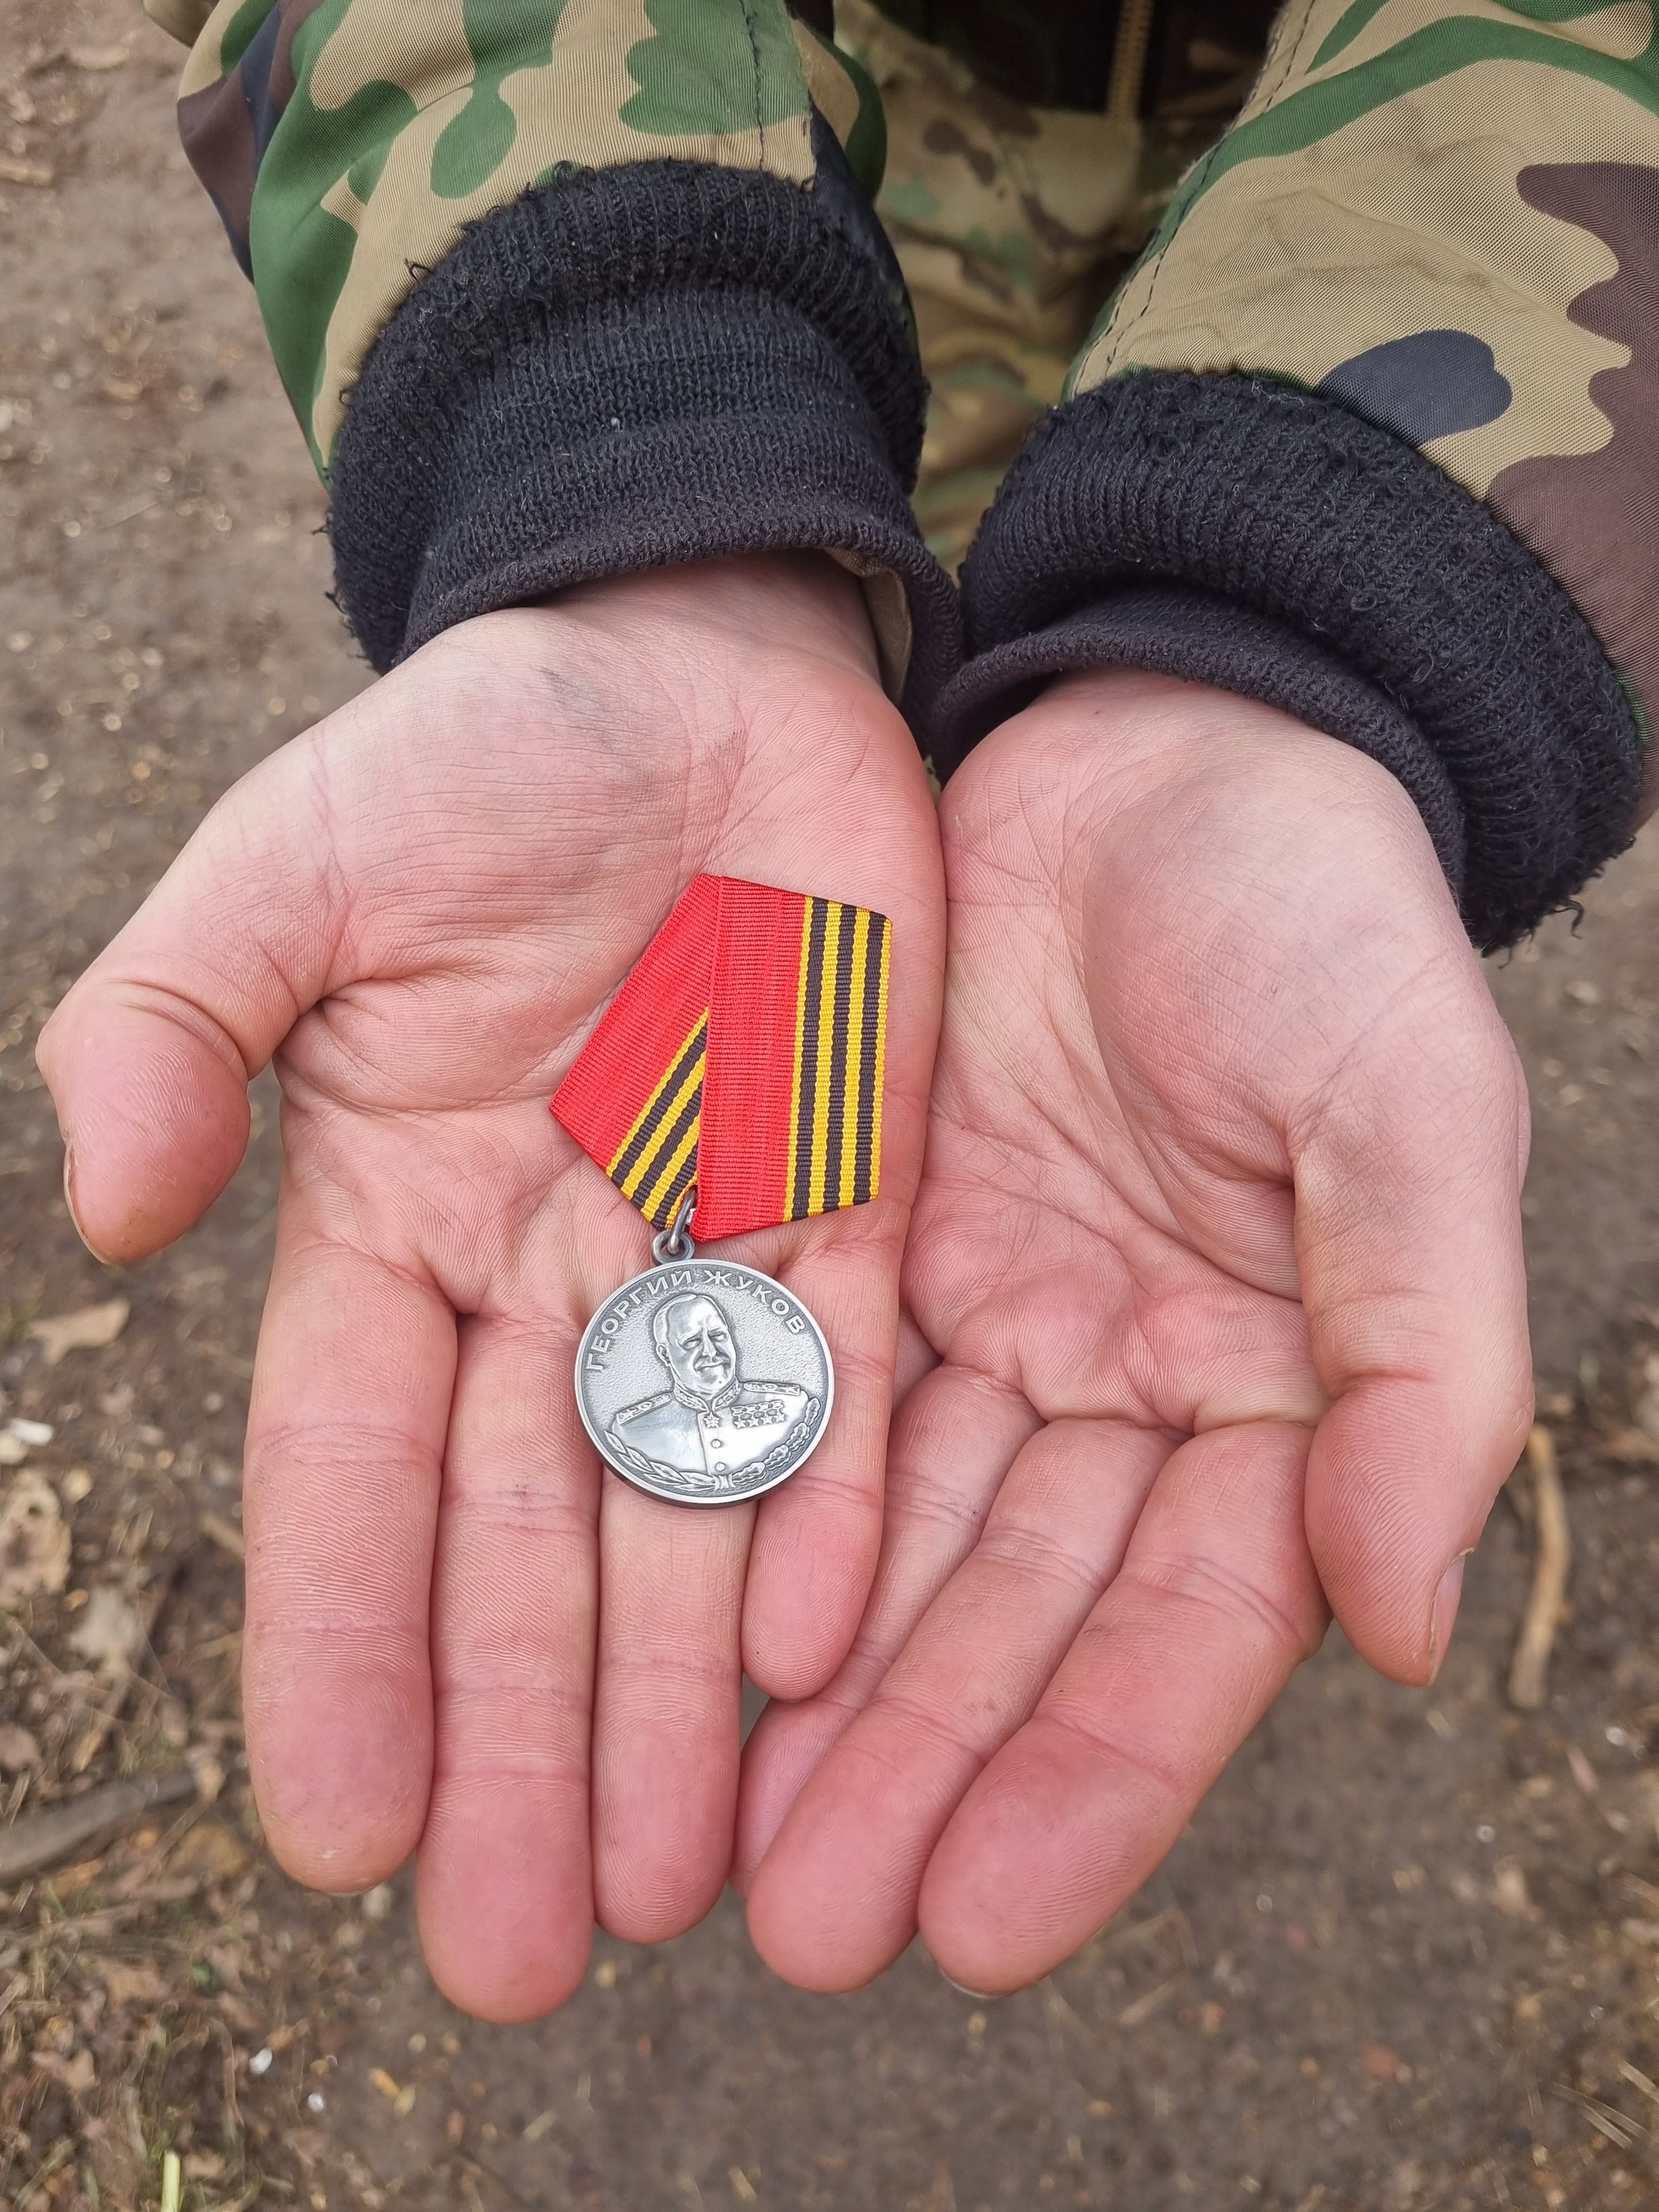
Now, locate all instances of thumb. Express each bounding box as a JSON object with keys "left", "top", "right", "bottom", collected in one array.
[
  {"left": 36, "top": 740, "right": 342, "bottom": 1264},
  {"left": 1294, "top": 955, "right": 1533, "bottom": 1683}
]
